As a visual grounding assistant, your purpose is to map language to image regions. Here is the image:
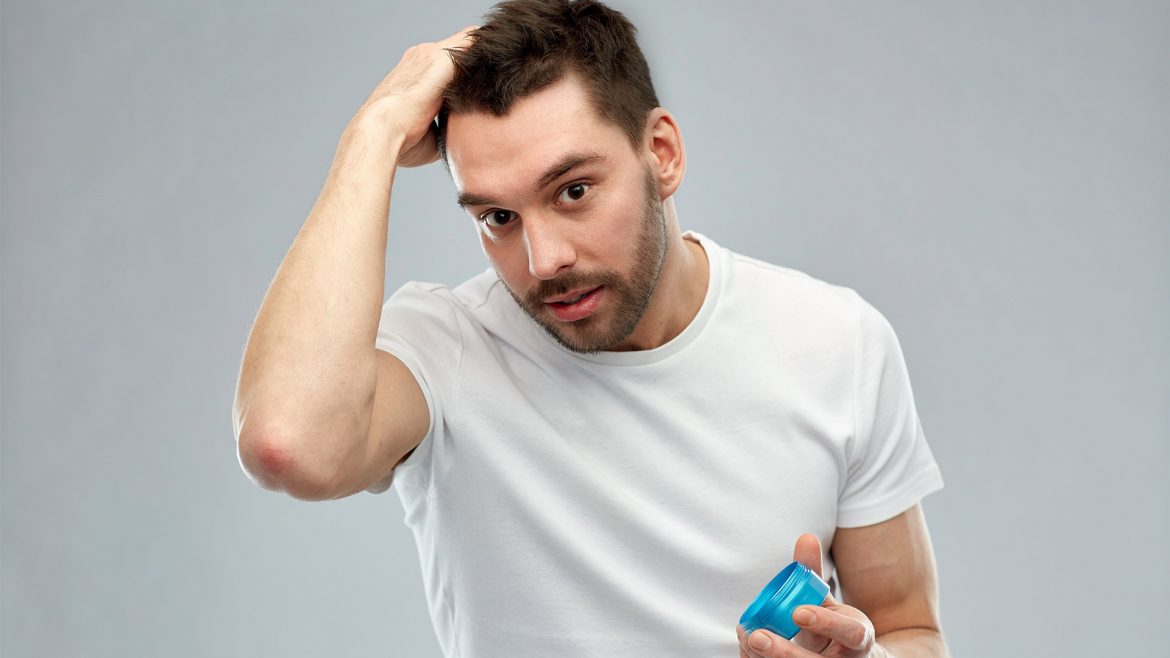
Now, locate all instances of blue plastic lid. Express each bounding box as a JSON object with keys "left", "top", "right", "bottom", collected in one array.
[{"left": 739, "top": 561, "right": 830, "bottom": 640}]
